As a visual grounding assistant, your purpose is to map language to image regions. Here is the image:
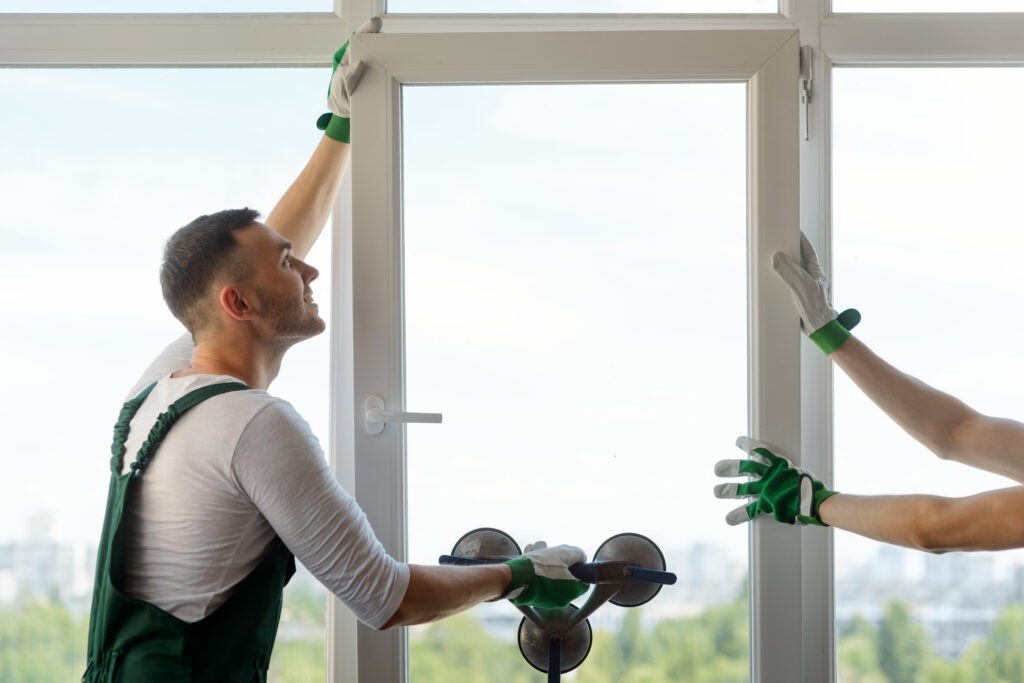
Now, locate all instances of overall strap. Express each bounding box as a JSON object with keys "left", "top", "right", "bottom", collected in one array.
[
  {"left": 128, "top": 381, "right": 250, "bottom": 477},
  {"left": 110, "top": 382, "right": 158, "bottom": 475}
]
